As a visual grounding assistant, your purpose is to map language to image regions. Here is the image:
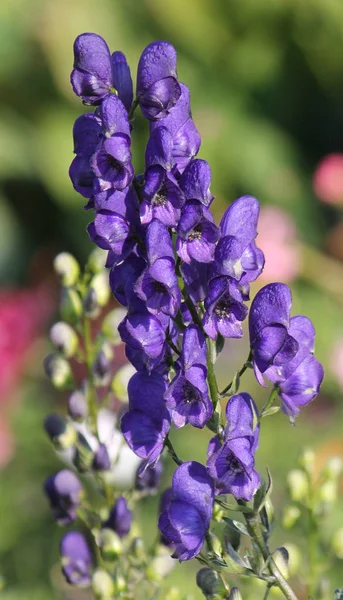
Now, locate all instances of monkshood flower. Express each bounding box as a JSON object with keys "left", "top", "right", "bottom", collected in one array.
[
  {"left": 150, "top": 83, "right": 201, "bottom": 174},
  {"left": 158, "top": 462, "right": 214, "bottom": 561},
  {"left": 118, "top": 309, "right": 168, "bottom": 372},
  {"left": 92, "top": 442, "right": 111, "bottom": 471},
  {"left": 109, "top": 253, "right": 146, "bottom": 306},
  {"left": 207, "top": 394, "right": 260, "bottom": 500},
  {"left": 60, "top": 531, "right": 93, "bottom": 586},
  {"left": 136, "top": 41, "right": 181, "bottom": 120},
  {"left": 181, "top": 260, "right": 210, "bottom": 304},
  {"left": 176, "top": 201, "right": 220, "bottom": 264},
  {"left": 44, "top": 469, "right": 83, "bottom": 525},
  {"left": 136, "top": 459, "right": 163, "bottom": 492},
  {"left": 213, "top": 195, "right": 264, "bottom": 296},
  {"left": 265, "top": 315, "right": 324, "bottom": 420},
  {"left": 121, "top": 371, "right": 170, "bottom": 470},
  {"left": 141, "top": 127, "right": 184, "bottom": 227},
  {"left": 102, "top": 497, "right": 132, "bottom": 538},
  {"left": 71, "top": 33, "right": 133, "bottom": 110},
  {"left": 135, "top": 220, "right": 181, "bottom": 317},
  {"left": 69, "top": 113, "right": 102, "bottom": 198},
  {"left": 165, "top": 325, "right": 212, "bottom": 428},
  {"left": 203, "top": 276, "right": 248, "bottom": 340},
  {"left": 179, "top": 159, "right": 214, "bottom": 207},
  {"left": 249, "top": 283, "right": 299, "bottom": 381}
]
